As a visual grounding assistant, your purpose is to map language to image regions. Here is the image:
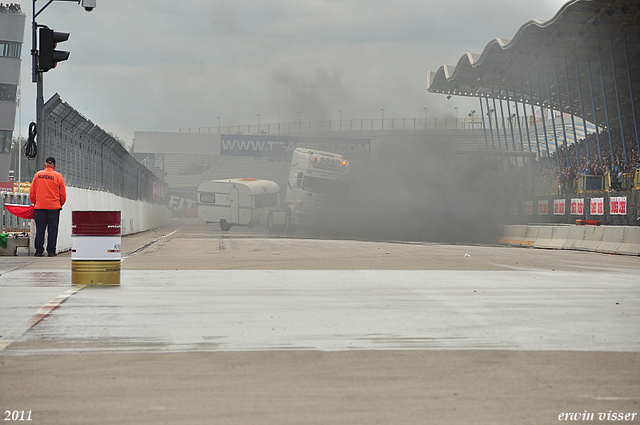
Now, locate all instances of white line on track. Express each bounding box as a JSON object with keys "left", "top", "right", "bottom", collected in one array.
[{"left": 0, "top": 285, "right": 86, "bottom": 351}]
